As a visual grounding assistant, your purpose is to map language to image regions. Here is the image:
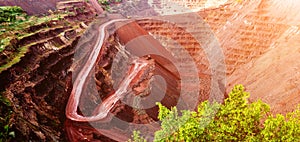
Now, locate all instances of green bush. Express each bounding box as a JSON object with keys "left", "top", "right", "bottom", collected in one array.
[
  {"left": 0, "top": 6, "right": 24, "bottom": 23},
  {"left": 128, "top": 131, "right": 147, "bottom": 142},
  {"left": 130, "top": 85, "right": 300, "bottom": 142},
  {"left": 0, "top": 94, "right": 14, "bottom": 141}
]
